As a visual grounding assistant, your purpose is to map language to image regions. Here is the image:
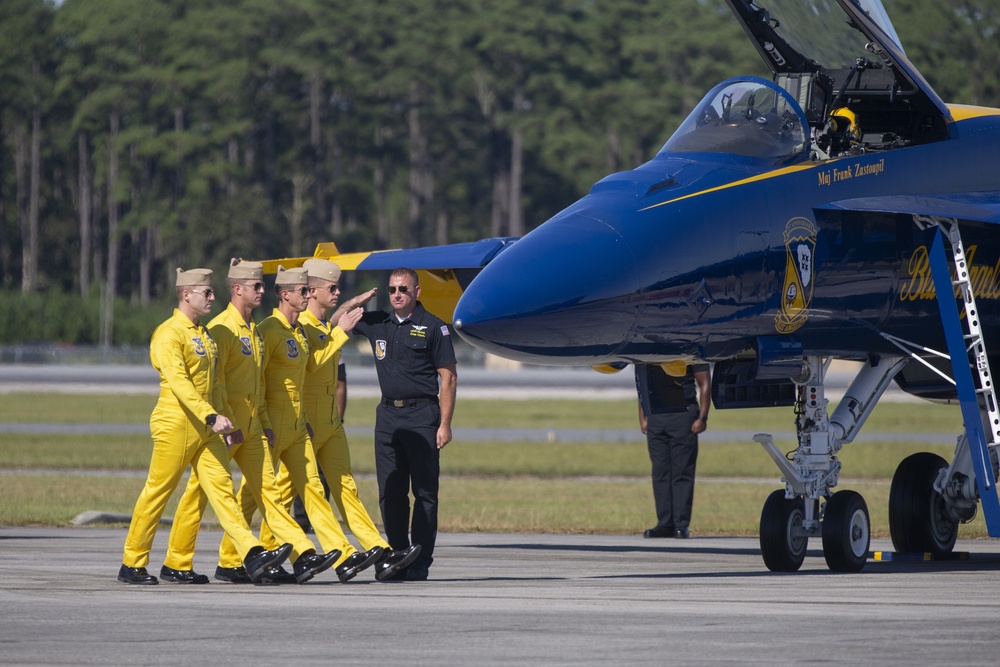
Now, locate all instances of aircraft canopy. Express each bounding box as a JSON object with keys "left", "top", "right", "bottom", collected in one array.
[{"left": 660, "top": 77, "right": 808, "bottom": 161}]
